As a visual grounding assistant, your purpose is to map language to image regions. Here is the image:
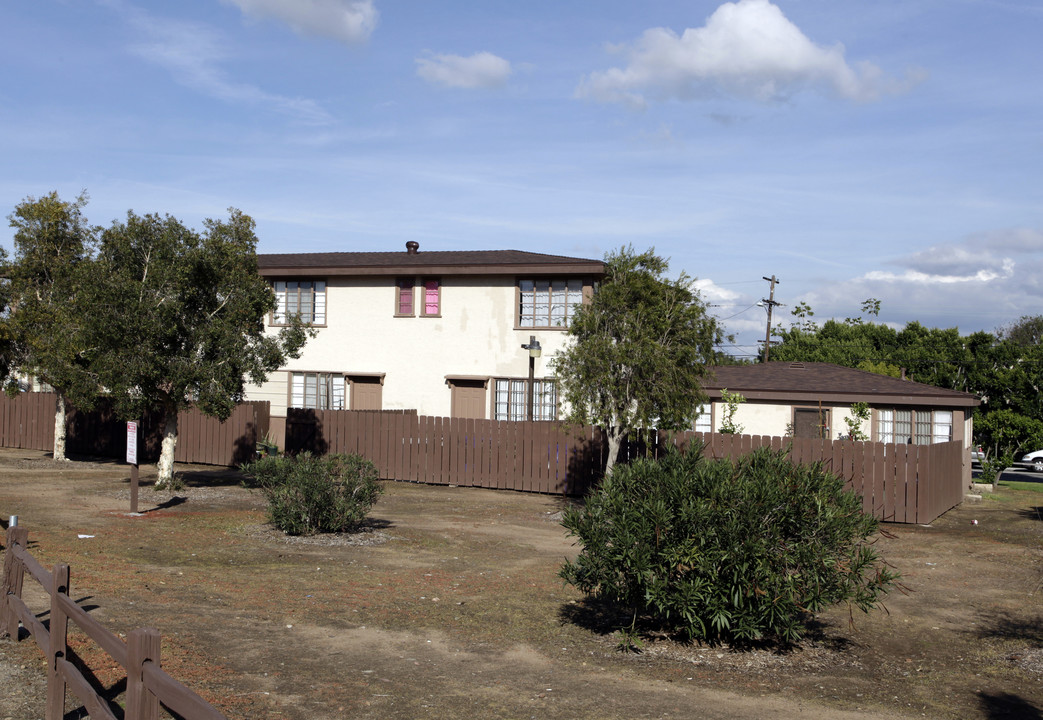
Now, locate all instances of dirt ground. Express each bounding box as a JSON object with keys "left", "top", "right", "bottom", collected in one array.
[{"left": 0, "top": 448, "right": 1041, "bottom": 720}]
